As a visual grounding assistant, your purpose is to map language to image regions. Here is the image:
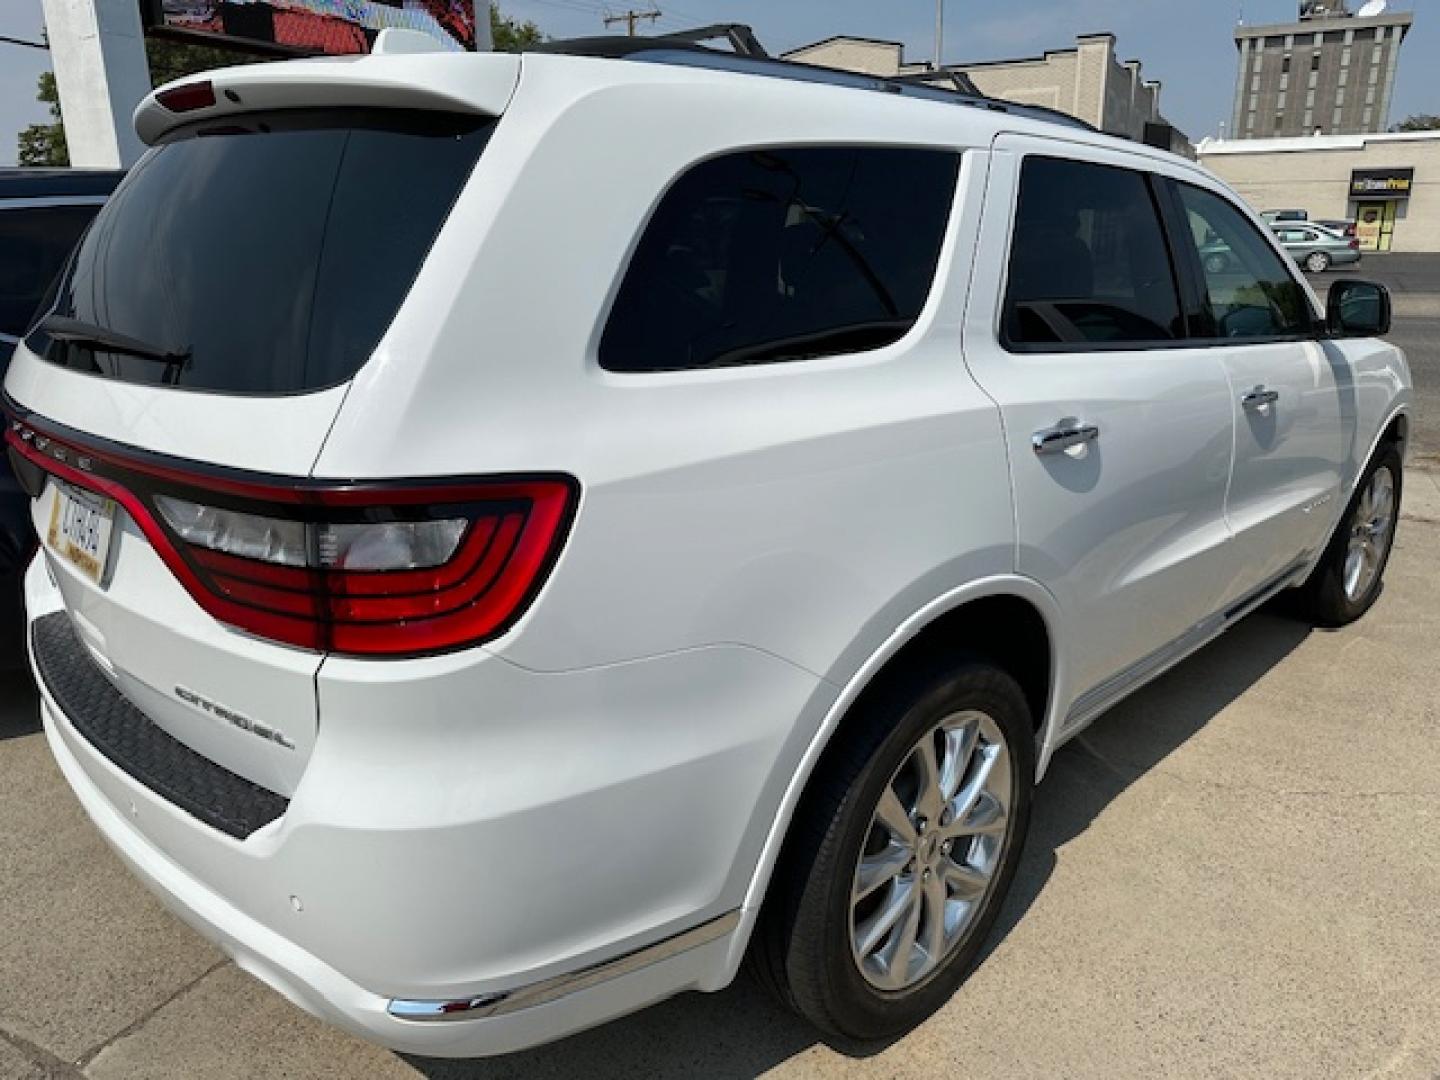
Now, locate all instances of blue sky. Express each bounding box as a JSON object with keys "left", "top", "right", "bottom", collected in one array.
[{"left": 1, "top": 0, "right": 1434, "bottom": 164}]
